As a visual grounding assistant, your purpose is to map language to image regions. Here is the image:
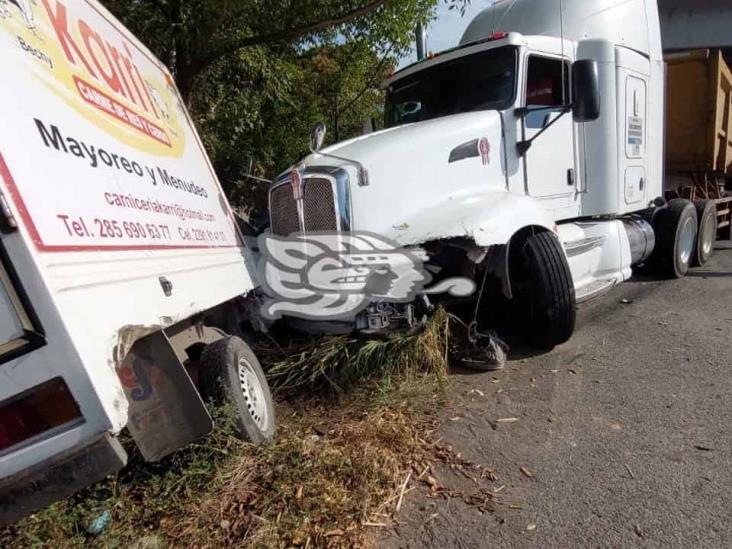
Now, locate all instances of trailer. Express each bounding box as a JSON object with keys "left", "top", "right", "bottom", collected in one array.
[
  {"left": 665, "top": 49, "right": 732, "bottom": 244},
  {"left": 0, "top": 0, "right": 275, "bottom": 525}
]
